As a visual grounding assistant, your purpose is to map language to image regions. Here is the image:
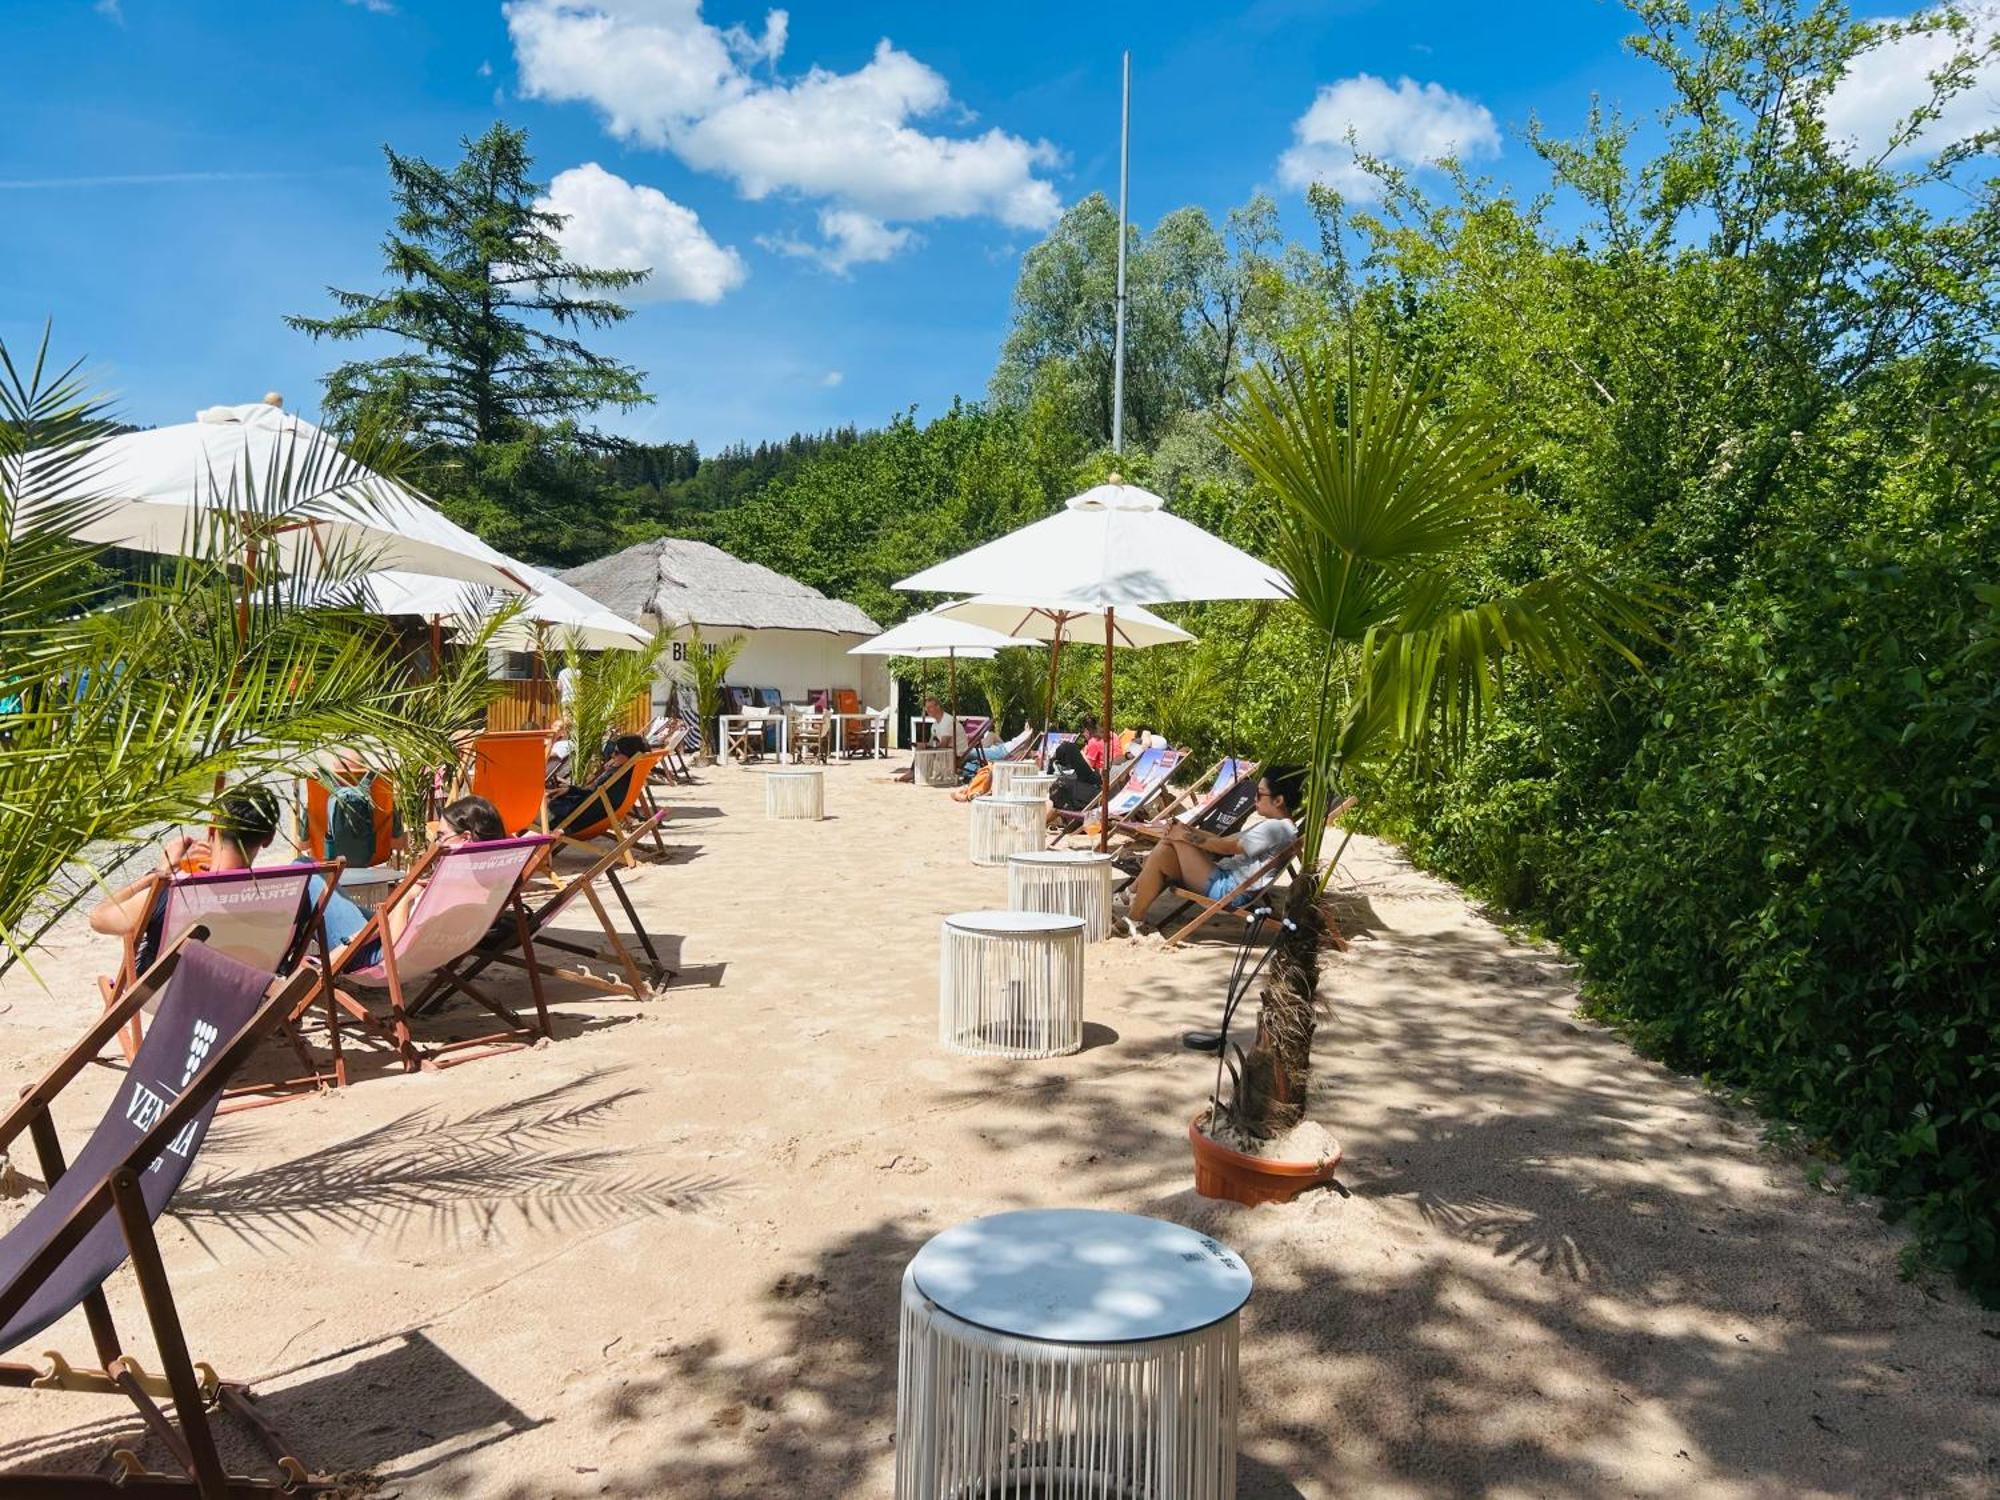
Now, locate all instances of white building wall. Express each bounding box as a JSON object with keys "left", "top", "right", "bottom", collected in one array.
[{"left": 655, "top": 628, "right": 891, "bottom": 711}]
